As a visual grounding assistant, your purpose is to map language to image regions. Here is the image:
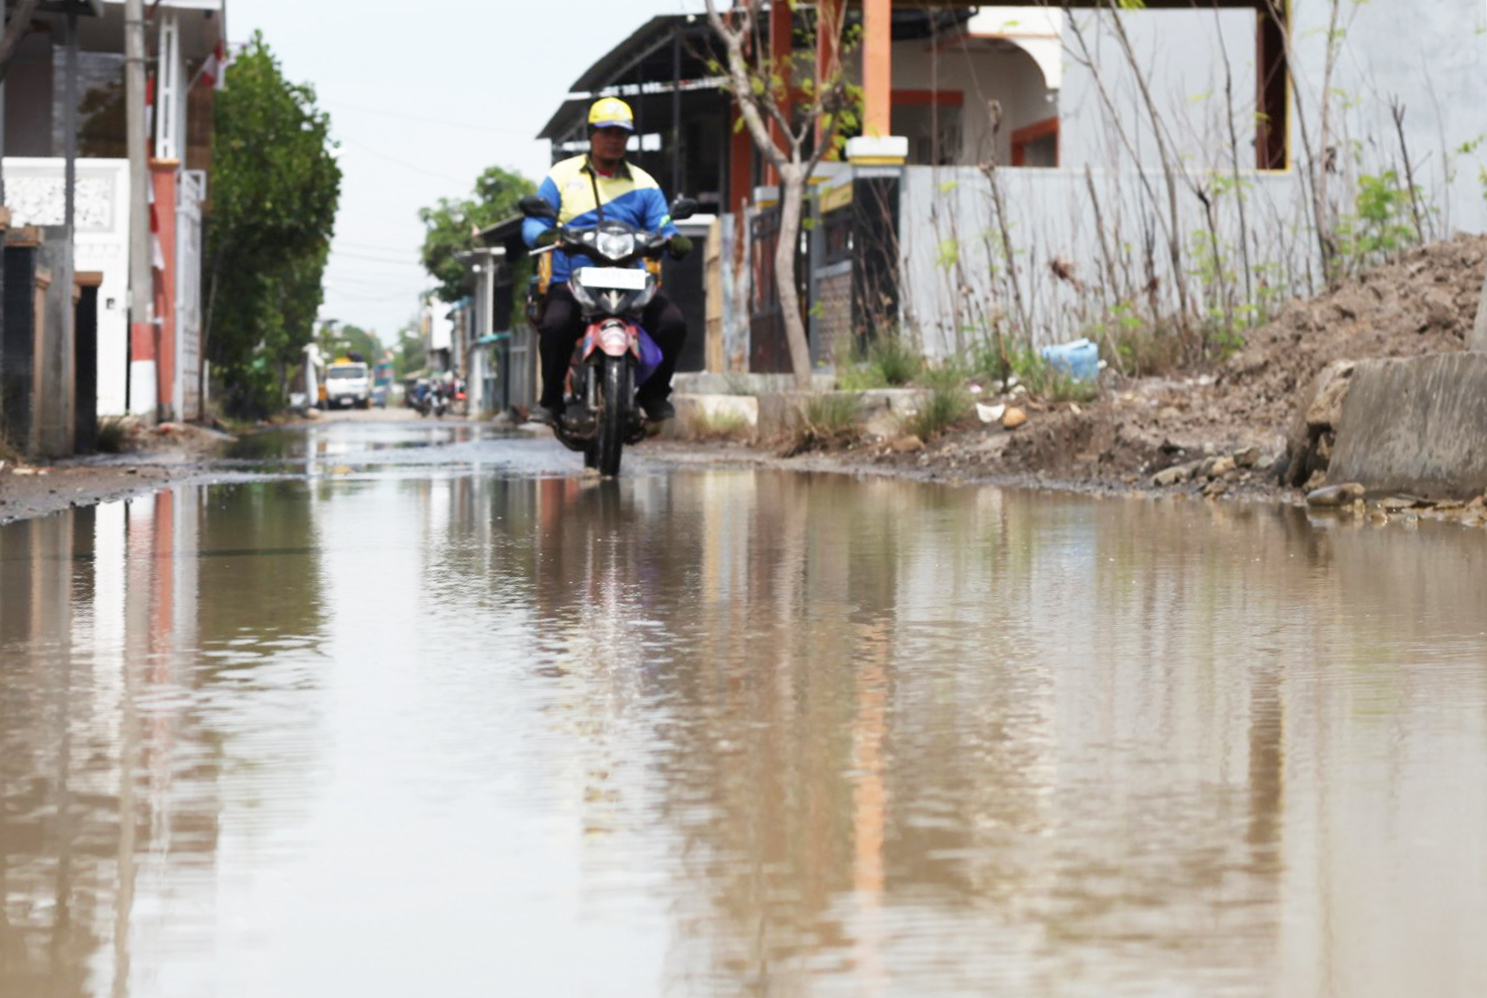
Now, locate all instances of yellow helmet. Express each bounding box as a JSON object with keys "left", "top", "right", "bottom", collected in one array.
[{"left": 588, "top": 96, "right": 635, "bottom": 132}]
